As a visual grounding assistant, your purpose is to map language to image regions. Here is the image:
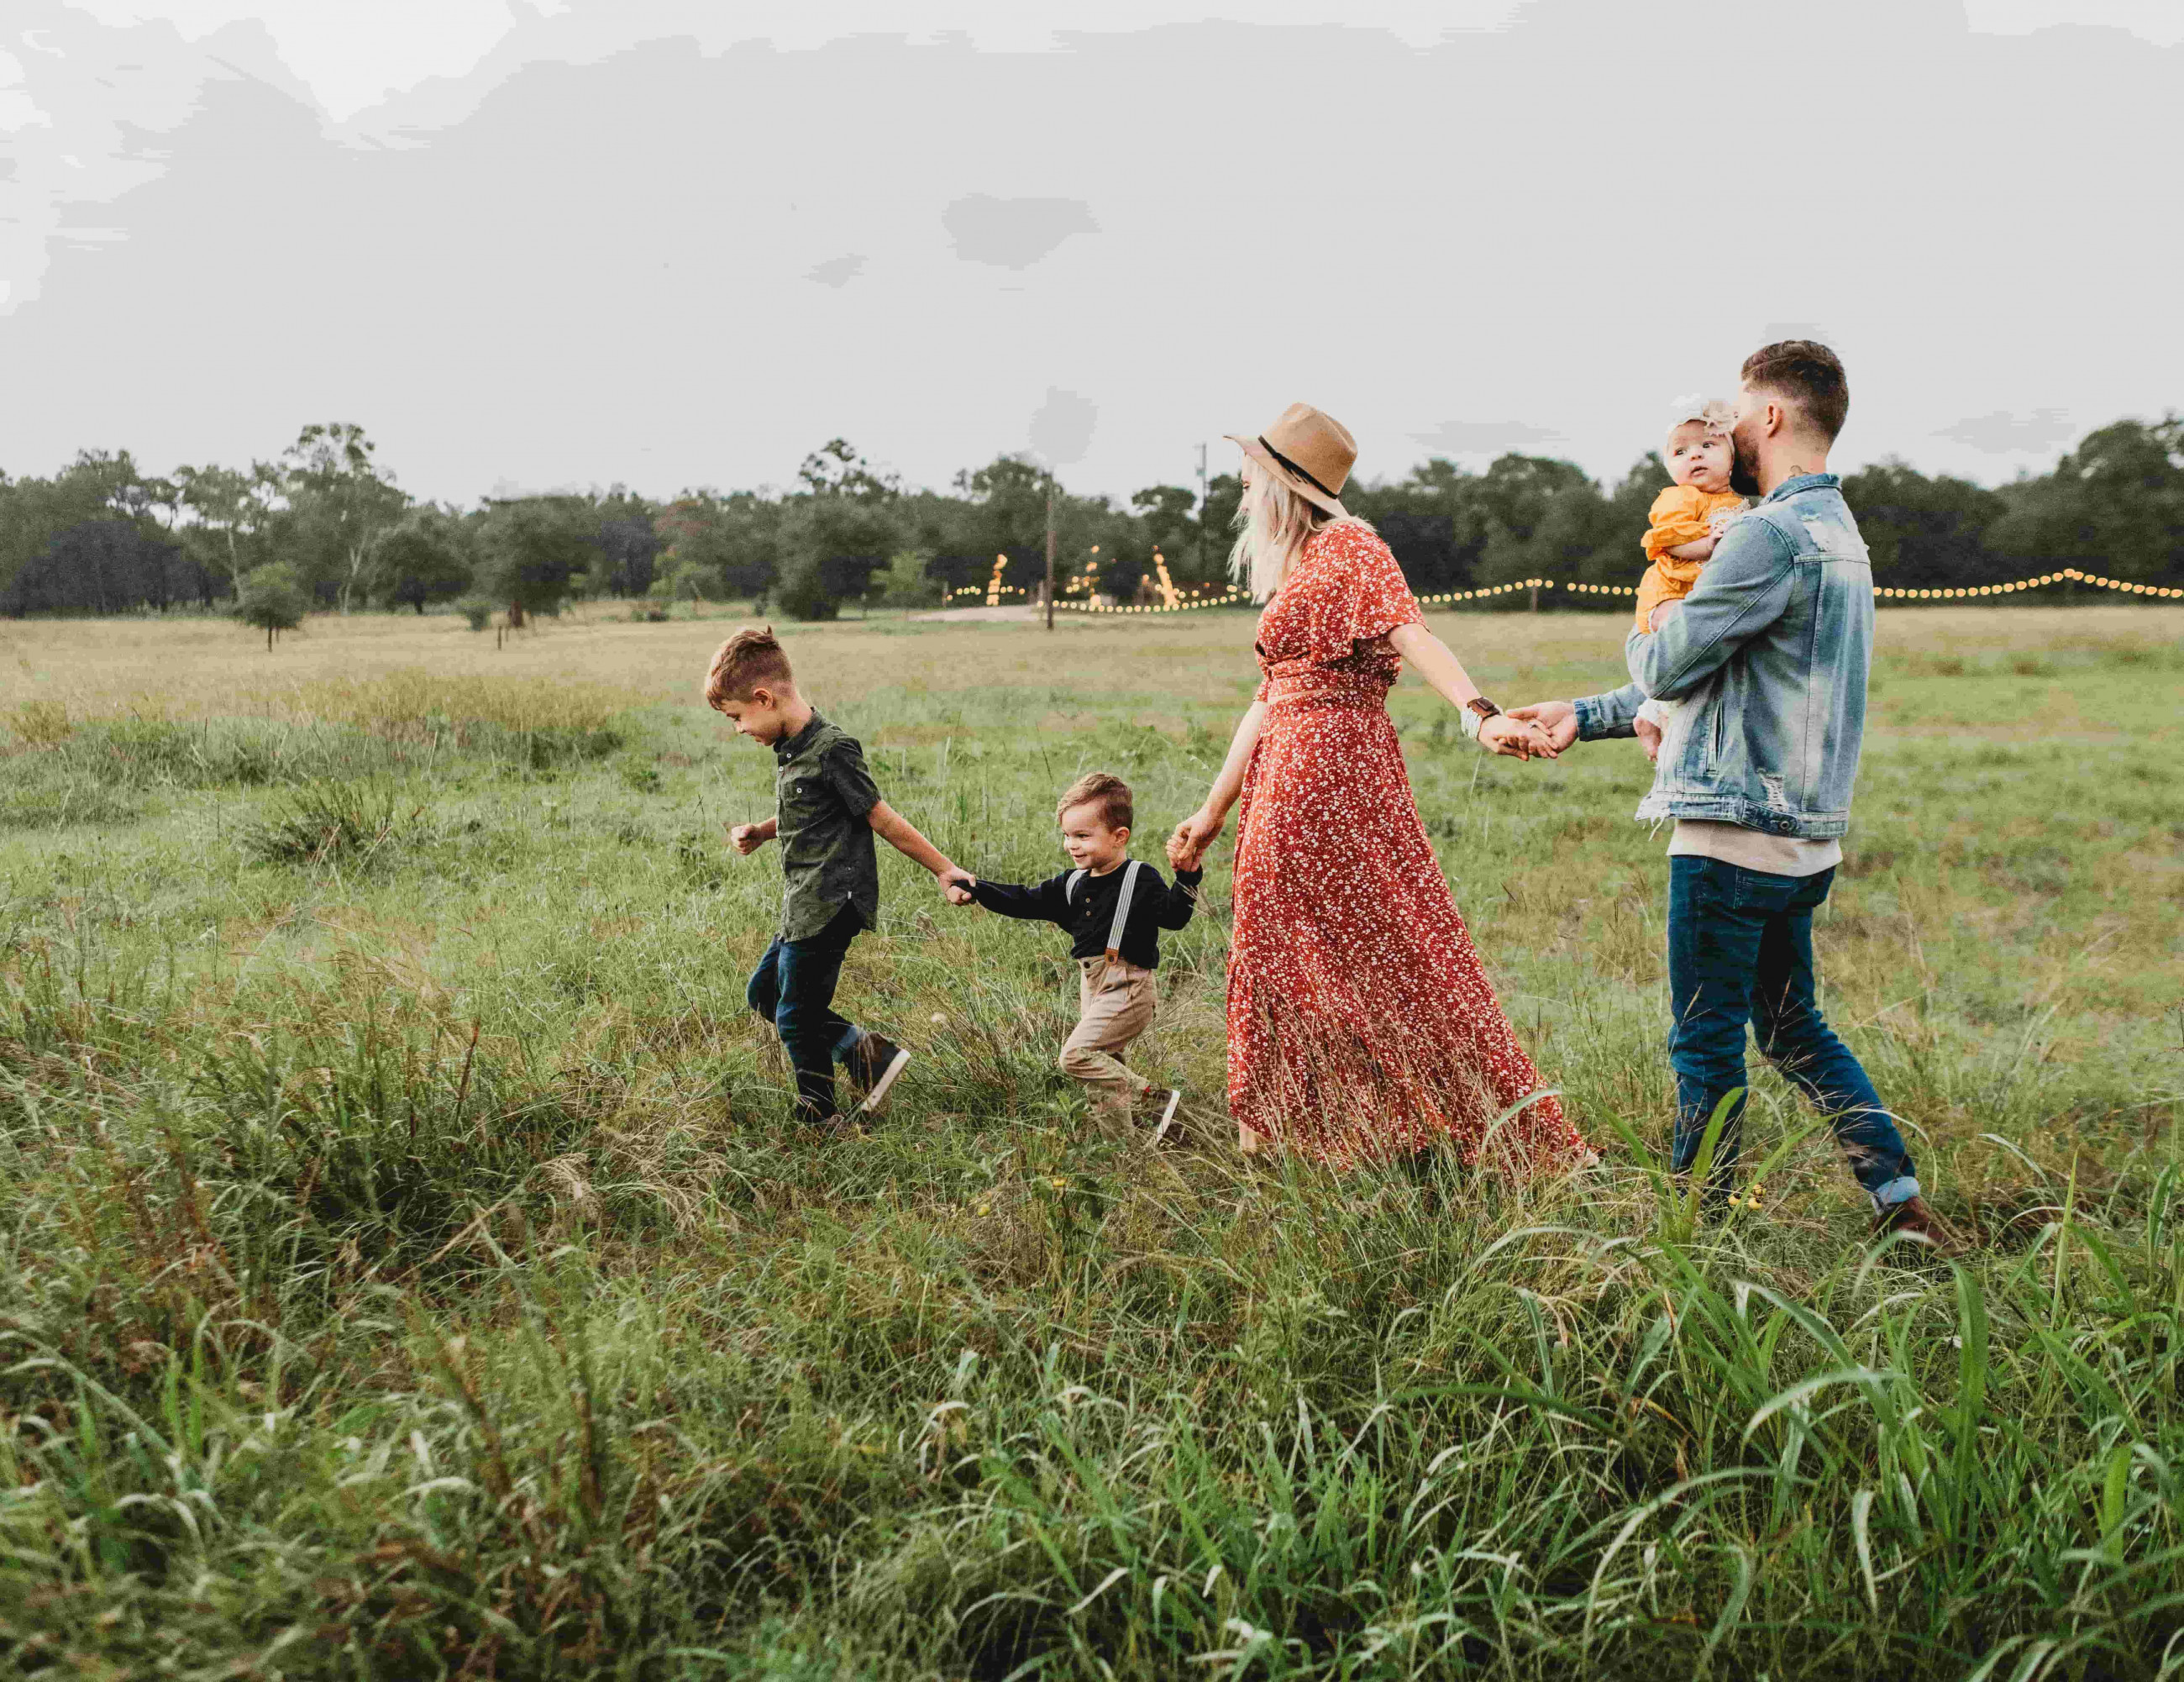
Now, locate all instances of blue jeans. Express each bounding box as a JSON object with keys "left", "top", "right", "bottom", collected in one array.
[
  {"left": 1667, "top": 856, "right": 1919, "bottom": 1211},
  {"left": 746, "top": 904, "right": 867, "bottom": 1122}
]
